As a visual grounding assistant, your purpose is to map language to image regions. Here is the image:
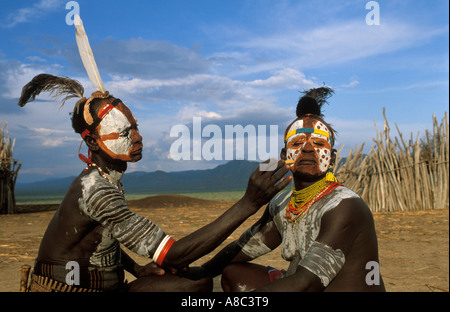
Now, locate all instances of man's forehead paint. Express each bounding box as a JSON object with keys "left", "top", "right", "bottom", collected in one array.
[
  {"left": 79, "top": 97, "right": 122, "bottom": 139},
  {"left": 99, "top": 107, "right": 131, "bottom": 136},
  {"left": 114, "top": 102, "right": 137, "bottom": 125},
  {"left": 285, "top": 118, "right": 333, "bottom": 146},
  {"left": 96, "top": 101, "right": 136, "bottom": 136}
]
